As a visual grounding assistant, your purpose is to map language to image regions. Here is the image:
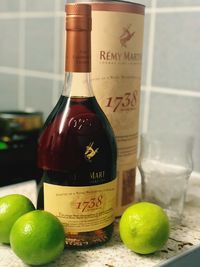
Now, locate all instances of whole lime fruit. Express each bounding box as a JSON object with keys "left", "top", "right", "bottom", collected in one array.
[
  {"left": 119, "top": 202, "right": 170, "bottom": 254},
  {"left": 10, "top": 210, "right": 65, "bottom": 266},
  {"left": 0, "top": 194, "right": 35, "bottom": 244}
]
